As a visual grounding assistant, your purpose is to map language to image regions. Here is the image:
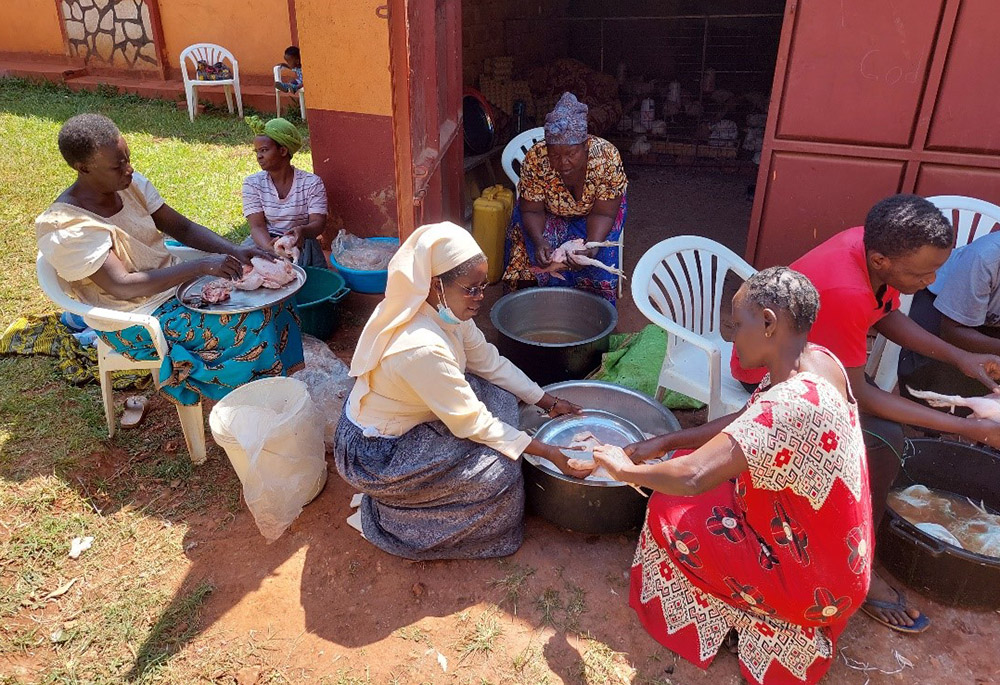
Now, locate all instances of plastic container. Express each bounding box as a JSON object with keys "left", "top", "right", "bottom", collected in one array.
[
  {"left": 473, "top": 185, "right": 513, "bottom": 283},
  {"left": 330, "top": 236, "right": 400, "bottom": 293},
  {"left": 293, "top": 267, "right": 349, "bottom": 340}
]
